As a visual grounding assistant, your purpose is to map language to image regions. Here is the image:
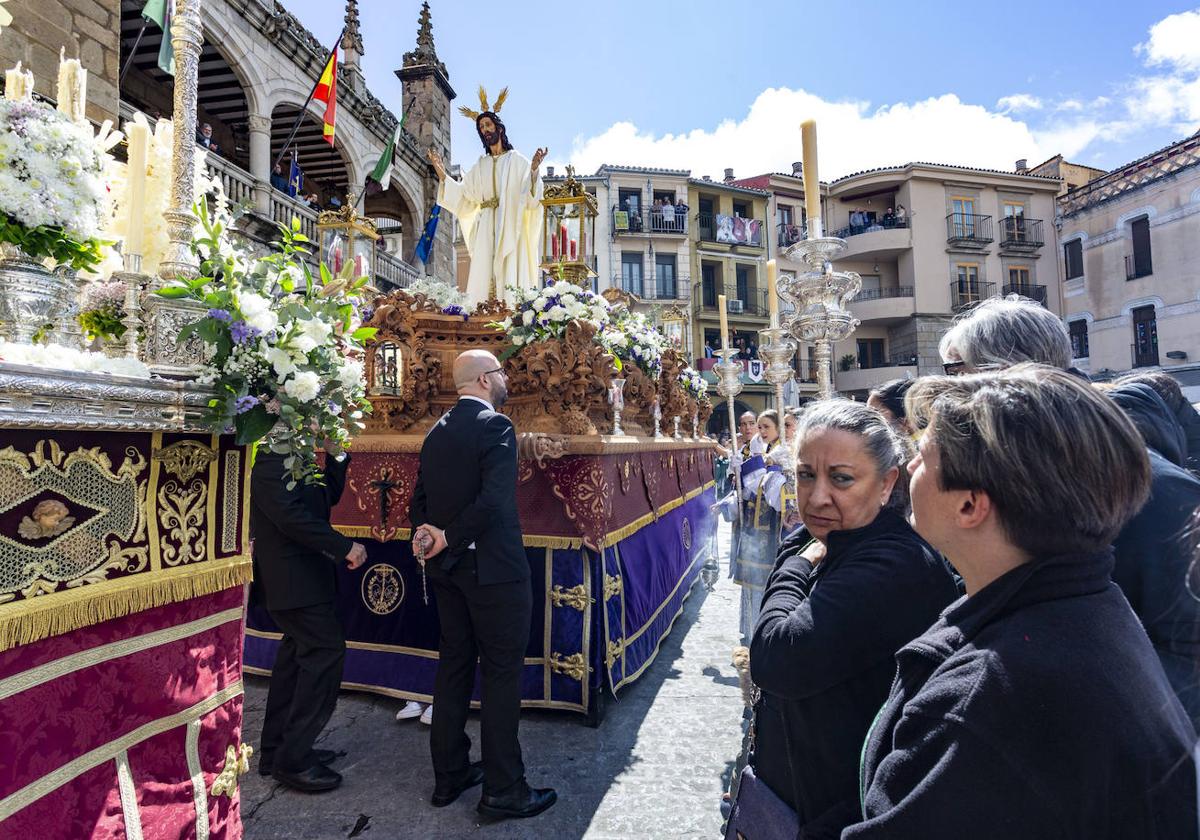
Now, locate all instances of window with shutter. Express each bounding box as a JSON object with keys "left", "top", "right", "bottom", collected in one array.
[
  {"left": 1064, "top": 239, "right": 1084, "bottom": 280},
  {"left": 1068, "top": 320, "right": 1089, "bottom": 359},
  {"left": 1131, "top": 218, "right": 1152, "bottom": 278}
]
